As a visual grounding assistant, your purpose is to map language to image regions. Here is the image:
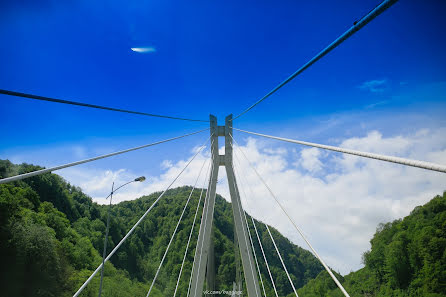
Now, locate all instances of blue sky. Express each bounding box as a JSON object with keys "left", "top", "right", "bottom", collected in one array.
[
  {"left": 1, "top": 0, "right": 446, "bottom": 274},
  {"left": 1, "top": 0, "right": 445, "bottom": 176}
]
